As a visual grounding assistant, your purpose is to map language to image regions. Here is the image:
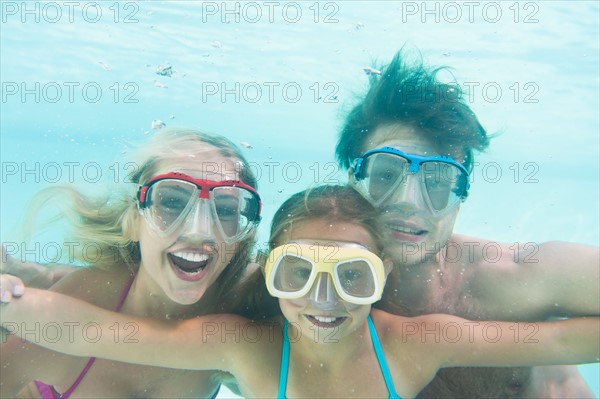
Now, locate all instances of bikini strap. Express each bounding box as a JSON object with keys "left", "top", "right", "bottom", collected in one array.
[
  {"left": 61, "top": 273, "right": 136, "bottom": 398},
  {"left": 368, "top": 315, "right": 401, "bottom": 399},
  {"left": 277, "top": 319, "right": 290, "bottom": 399},
  {"left": 114, "top": 273, "right": 136, "bottom": 312}
]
